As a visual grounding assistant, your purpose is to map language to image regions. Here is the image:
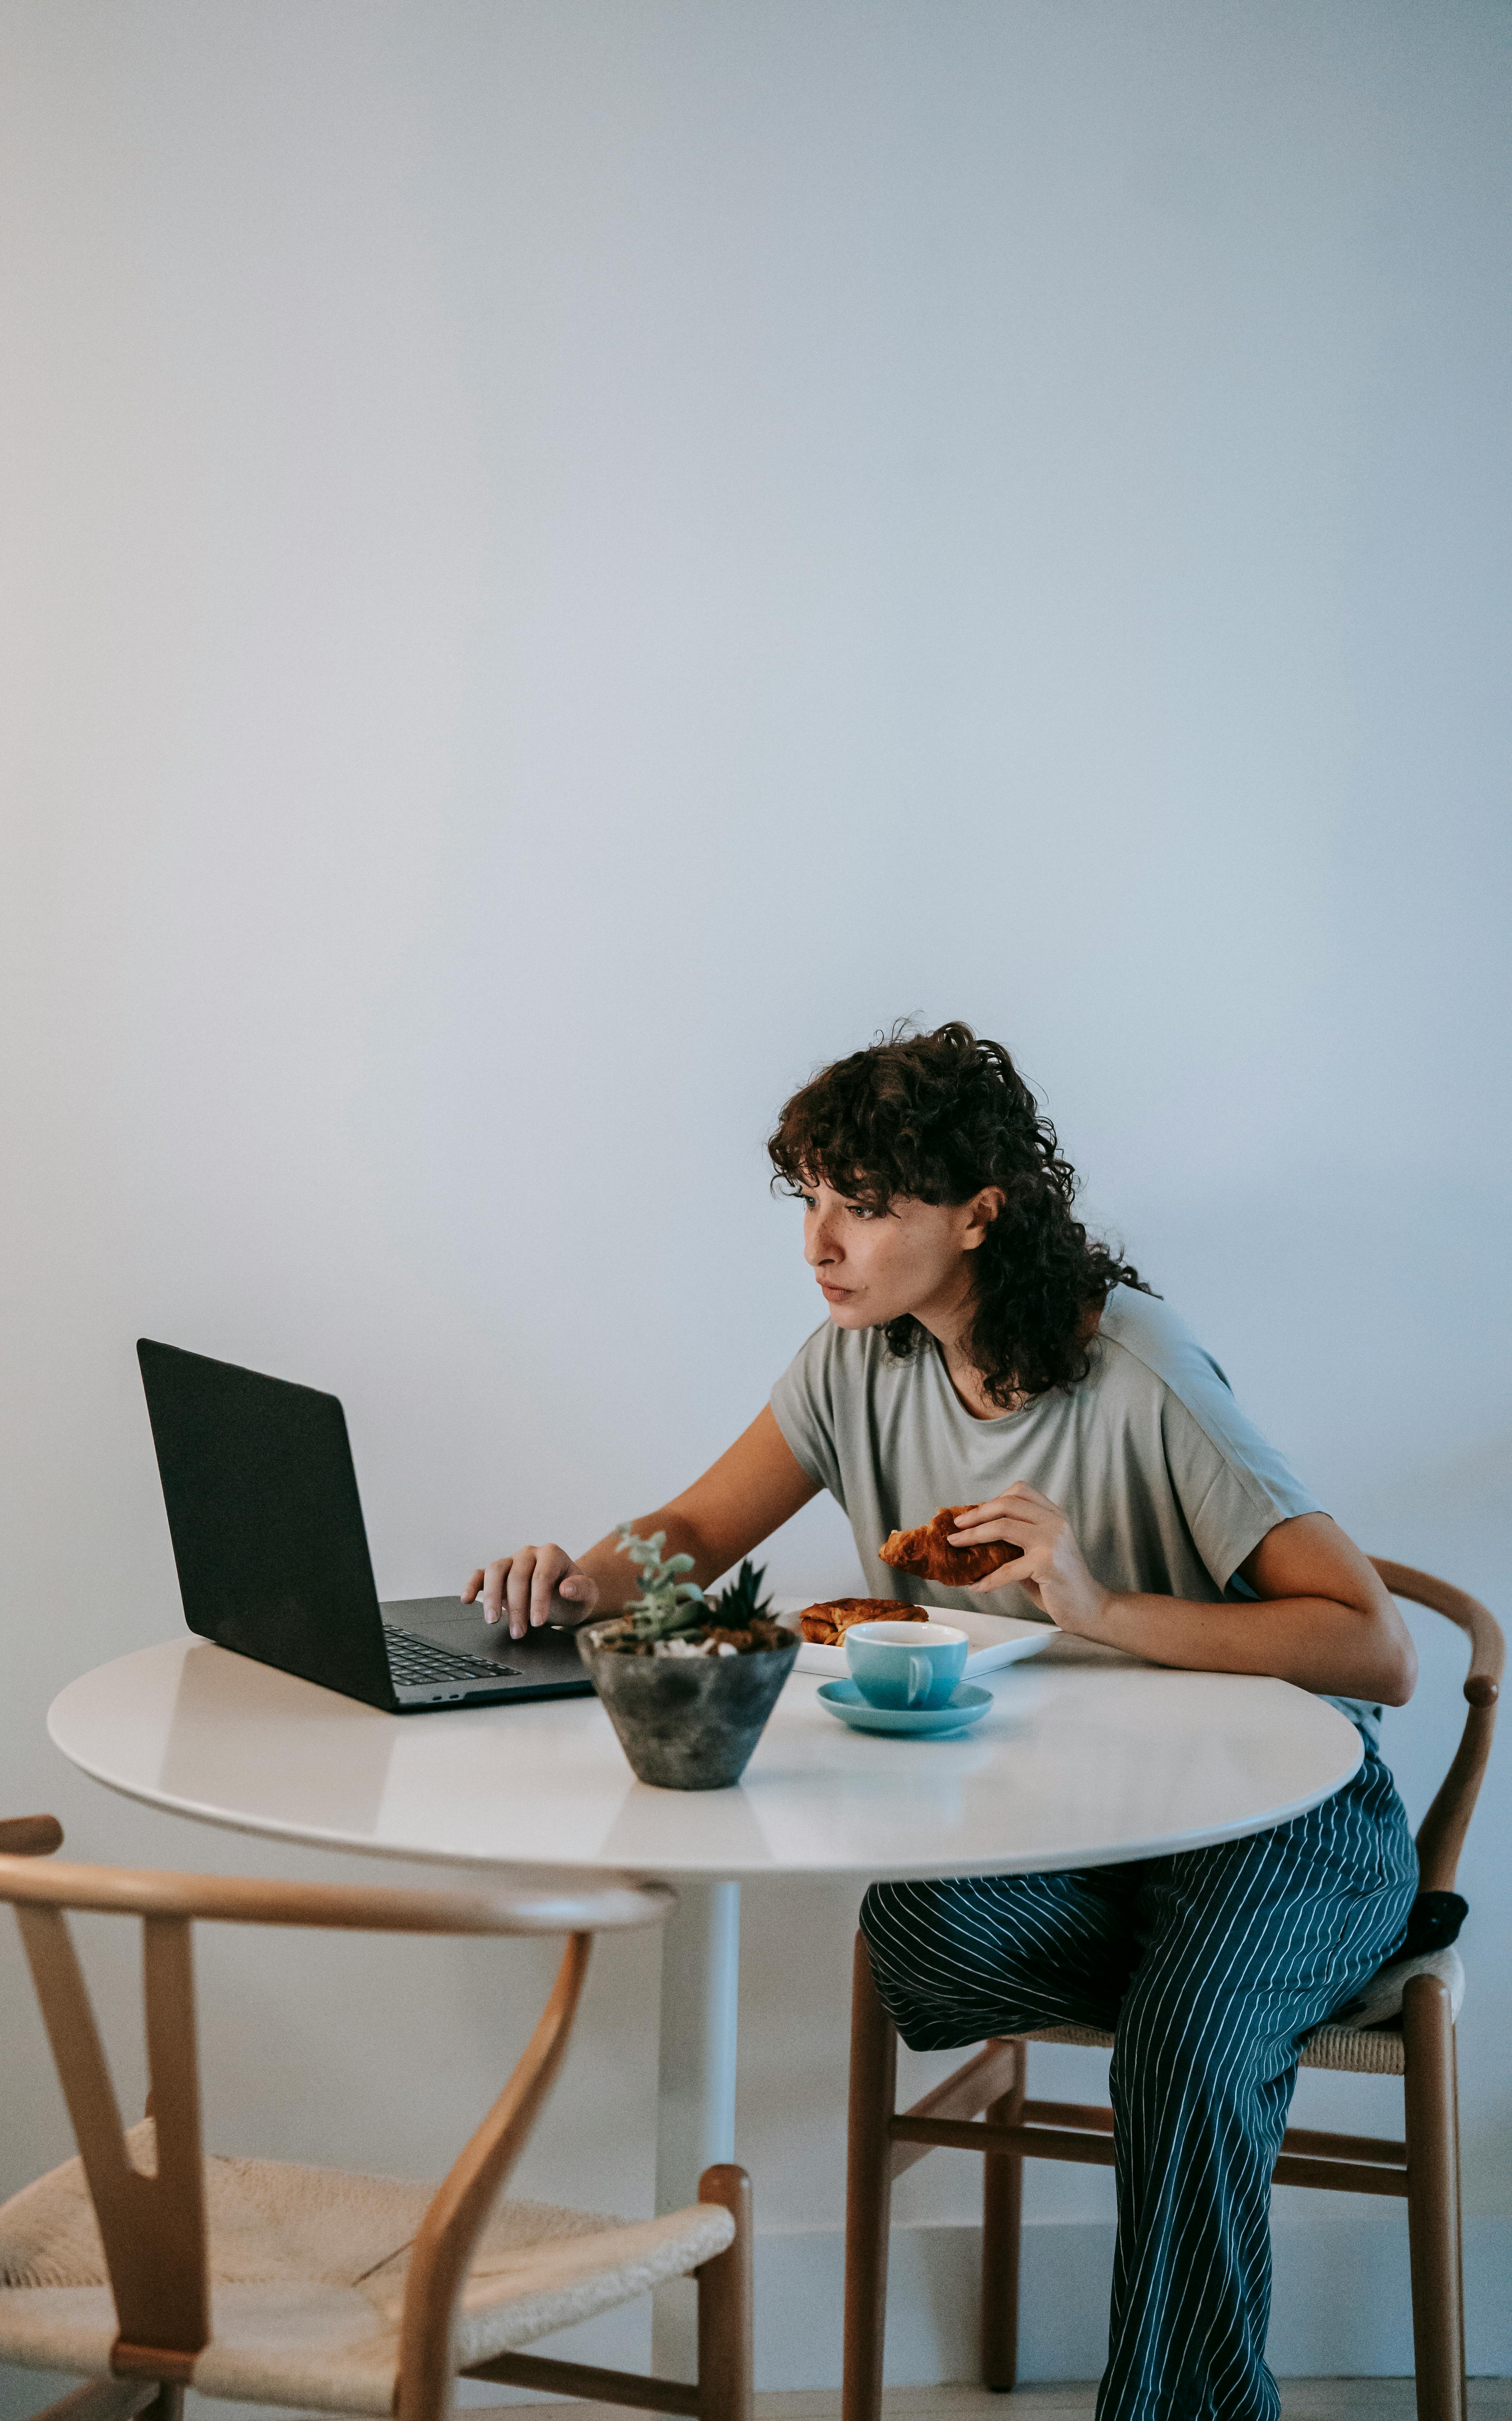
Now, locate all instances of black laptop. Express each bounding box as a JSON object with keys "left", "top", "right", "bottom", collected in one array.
[{"left": 137, "top": 1339, "right": 595, "bottom": 1712}]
